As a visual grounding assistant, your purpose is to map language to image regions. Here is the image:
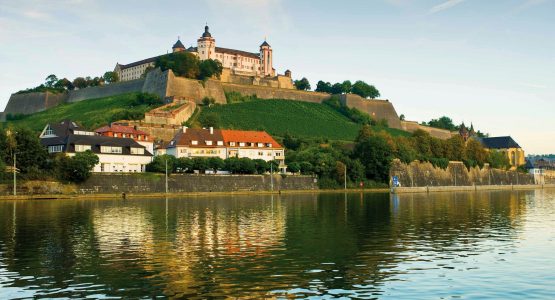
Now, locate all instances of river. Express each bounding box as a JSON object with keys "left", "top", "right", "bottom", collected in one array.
[{"left": 0, "top": 190, "right": 554, "bottom": 299}]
